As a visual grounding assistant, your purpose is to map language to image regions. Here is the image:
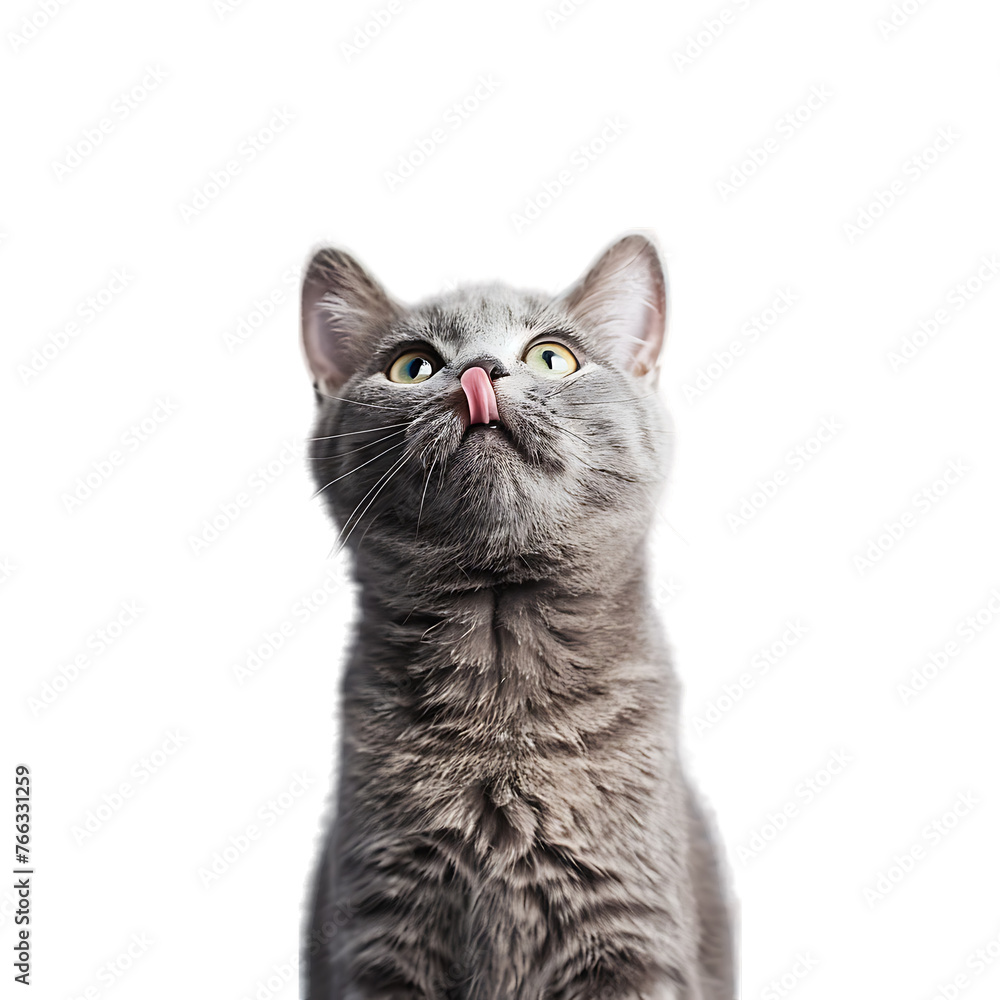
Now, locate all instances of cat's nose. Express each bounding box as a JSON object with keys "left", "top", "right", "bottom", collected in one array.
[
  {"left": 462, "top": 357, "right": 510, "bottom": 381},
  {"left": 461, "top": 367, "right": 501, "bottom": 426}
]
